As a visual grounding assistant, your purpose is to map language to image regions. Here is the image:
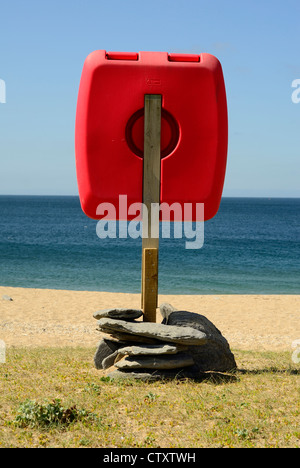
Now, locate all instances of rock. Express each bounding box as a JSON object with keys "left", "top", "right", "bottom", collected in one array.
[
  {"left": 94, "top": 338, "right": 125, "bottom": 370},
  {"left": 93, "top": 308, "right": 143, "bottom": 321},
  {"left": 117, "top": 343, "right": 184, "bottom": 356},
  {"left": 115, "top": 353, "right": 195, "bottom": 370},
  {"left": 188, "top": 343, "right": 236, "bottom": 372},
  {"left": 101, "top": 350, "right": 120, "bottom": 370},
  {"left": 160, "top": 302, "right": 177, "bottom": 324},
  {"left": 2, "top": 295, "right": 13, "bottom": 301},
  {"left": 93, "top": 303, "right": 236, "bottom": 377},
  {"left": 162, "top": 304, "right": 223, "bottom": 339},
  {"left": 101, "top": 343, "right": 184, "bottom": 370},
  {"left": 160, "top": 304, "right": 237, "bottom": 372},
  {"left": 97, "top": 318, "right": 208, "bottom": 346},
  {"left": 104, "top": 331, "right": 159, "bottom": 344}
]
